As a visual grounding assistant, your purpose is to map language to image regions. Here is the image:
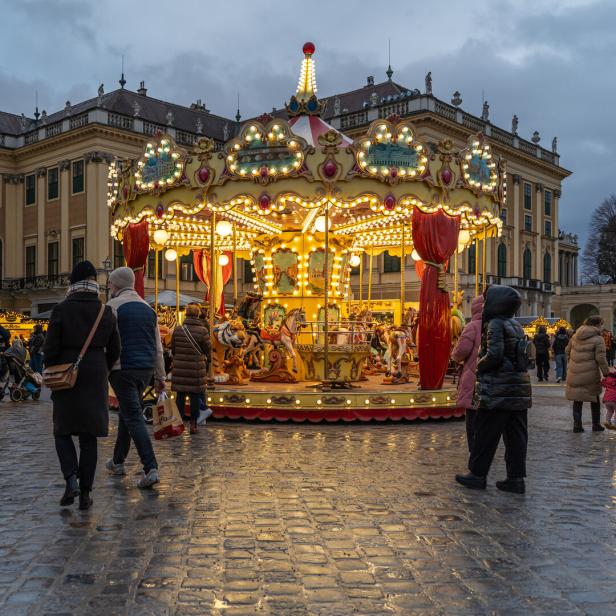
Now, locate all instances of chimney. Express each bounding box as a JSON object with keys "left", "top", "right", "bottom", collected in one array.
[
  {"left": 137, "top": 81, "right": 148, "bottom": 96},
  {"left": 366, "top": 76, "right": 375, "bottom": 87}
]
